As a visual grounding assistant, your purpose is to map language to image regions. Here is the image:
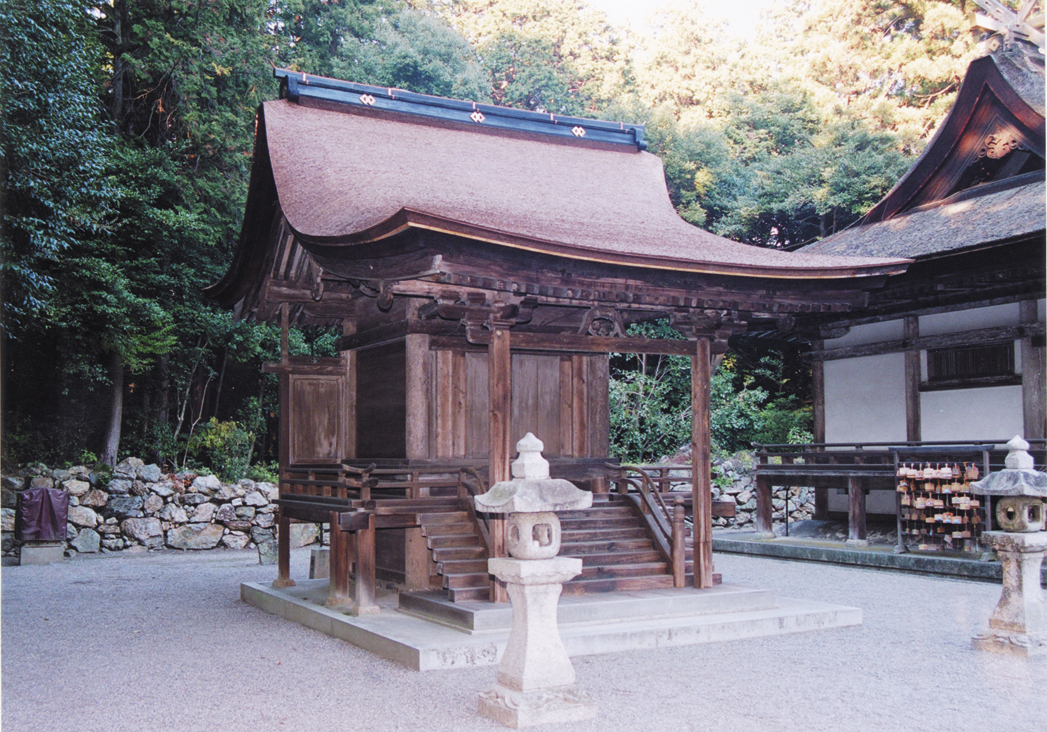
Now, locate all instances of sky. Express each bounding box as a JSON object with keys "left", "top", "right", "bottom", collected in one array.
[{"left": 584, "top": 0, "right": 777, "bottom": 39}]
